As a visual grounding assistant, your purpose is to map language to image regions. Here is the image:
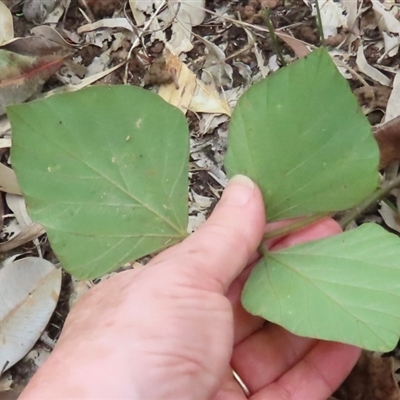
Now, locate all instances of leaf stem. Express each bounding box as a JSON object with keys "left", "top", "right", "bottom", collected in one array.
[
  {"left": 314, "top": 0, "right": 326, "bottom": 48},
  {"left": 340, "top": 174, "right": 400, "bottom": 228},
  {"left": 264, "top": 212, "right": 331, "bottom": 240},
  {"left": 263, "top": 9, "right": 286, "bottom": 66}
]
